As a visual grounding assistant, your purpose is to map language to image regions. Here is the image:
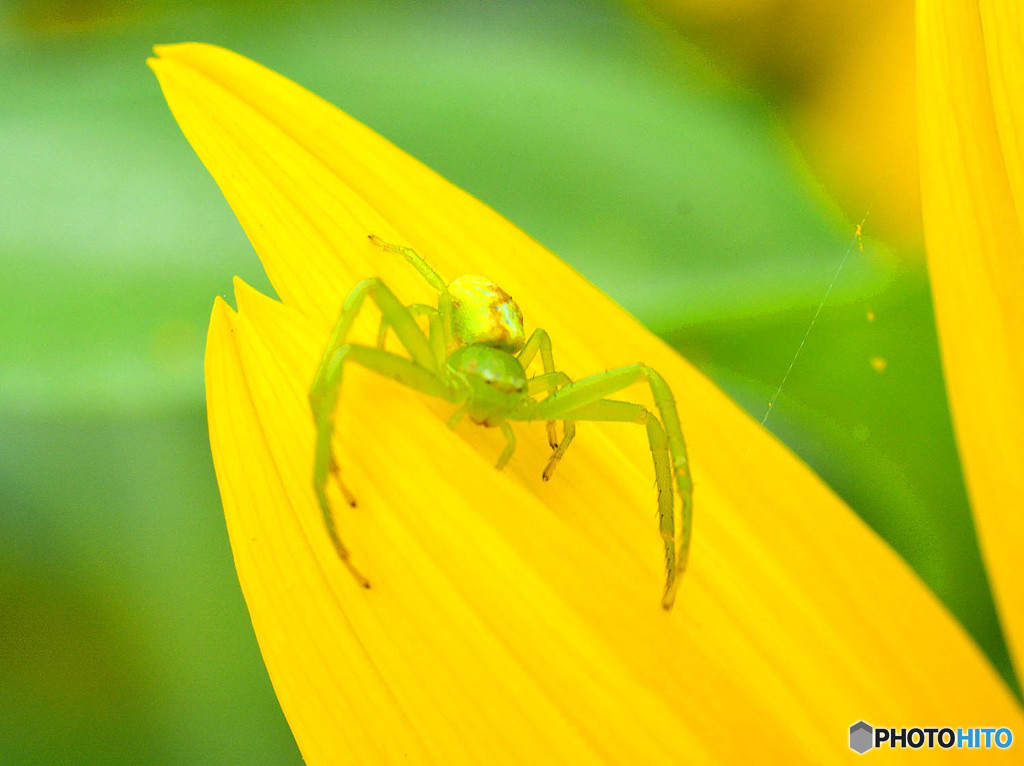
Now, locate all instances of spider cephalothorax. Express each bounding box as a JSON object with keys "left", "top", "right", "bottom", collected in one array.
[{"left": 310, "top": 235, "right": 693, "bottom": 609}]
